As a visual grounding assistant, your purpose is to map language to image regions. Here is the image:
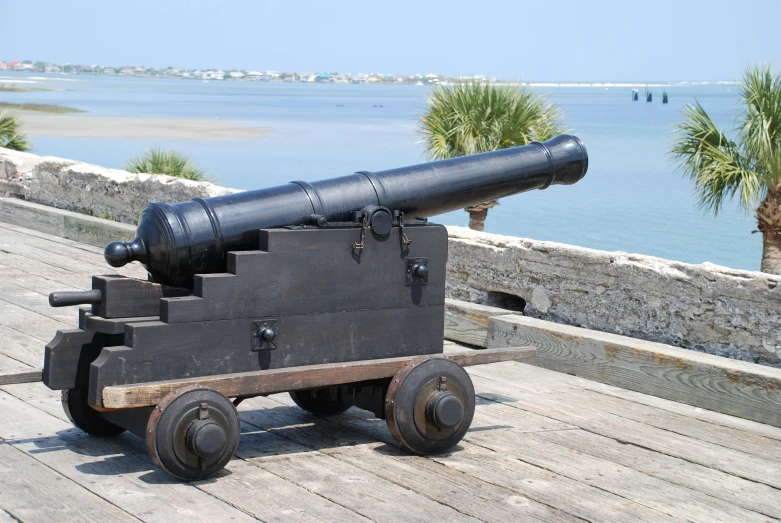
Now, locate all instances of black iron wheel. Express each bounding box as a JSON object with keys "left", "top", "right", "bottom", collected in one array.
[
  {"left": 290, "top": 388, "right": 352, "bottom": 416},
  {"left": 385, "top": 357, "right": 475, "bottom": 455},
  {"left": 62, "top": 388, "right": 125, "bottom": 437},
  {"left": 146, "top": 385, "right": 240, "bottom": 481}
]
